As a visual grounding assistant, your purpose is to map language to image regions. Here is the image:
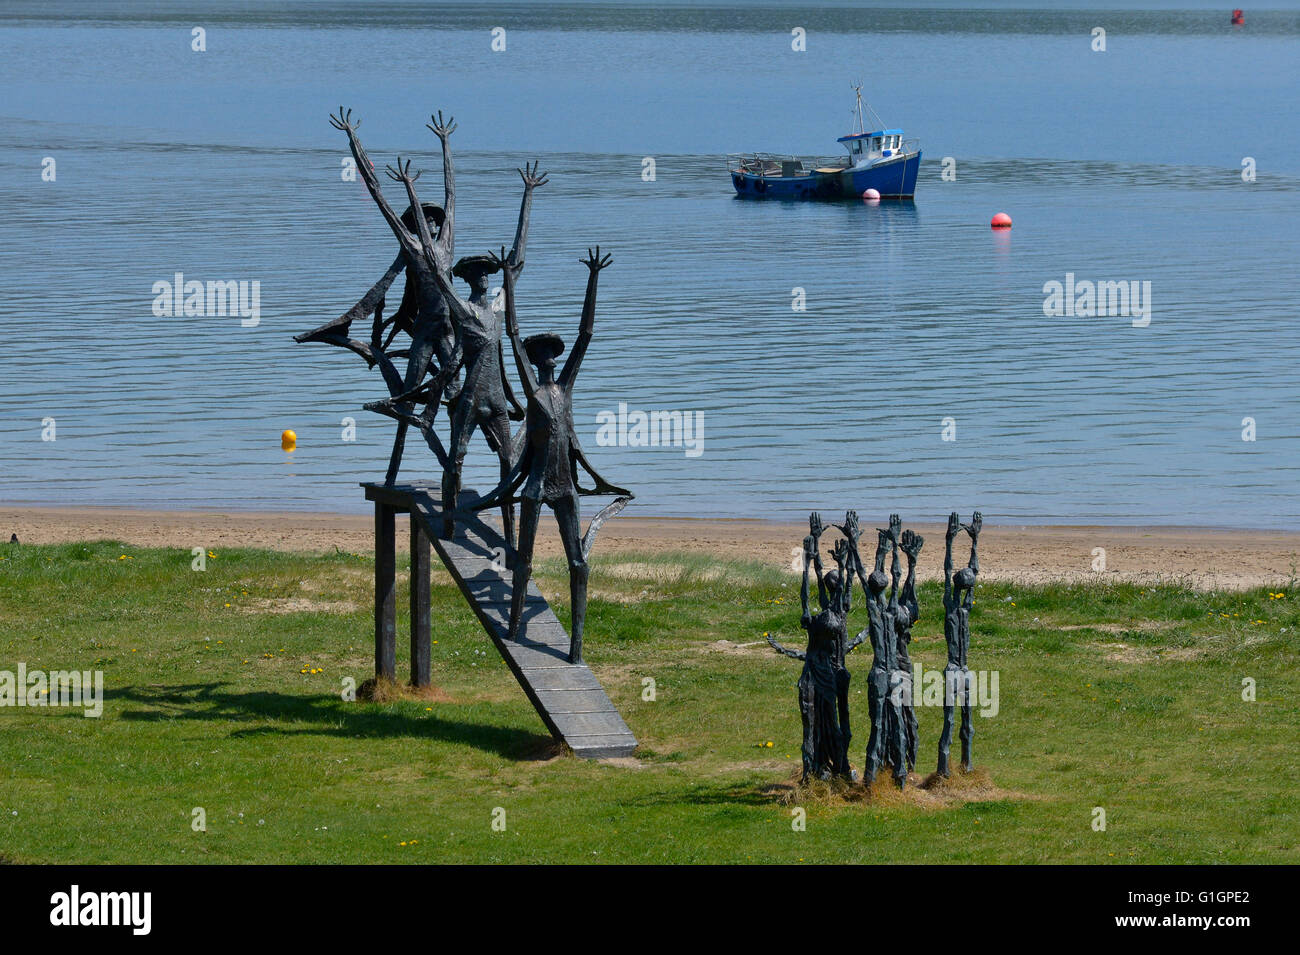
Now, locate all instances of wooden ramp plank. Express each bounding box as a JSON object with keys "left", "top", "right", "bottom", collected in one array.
[{"left": 363, "top": 482, "right": 636, "bottom": 759}]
